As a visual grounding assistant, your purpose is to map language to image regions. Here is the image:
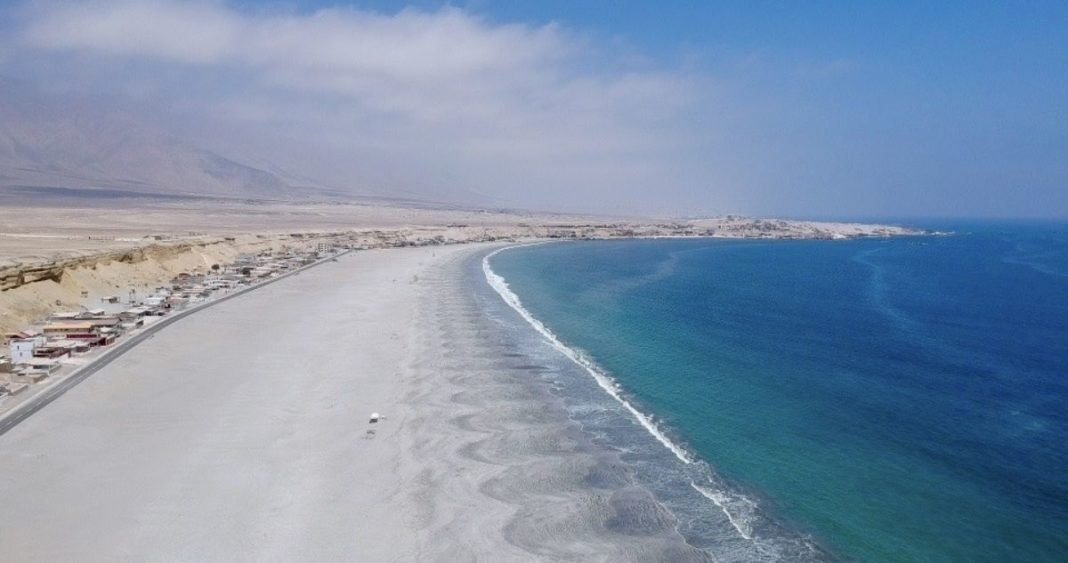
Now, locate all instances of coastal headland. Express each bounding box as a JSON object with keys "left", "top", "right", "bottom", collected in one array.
[{"left": 0, "top": 200, "right": 927, "bottom": 337}]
